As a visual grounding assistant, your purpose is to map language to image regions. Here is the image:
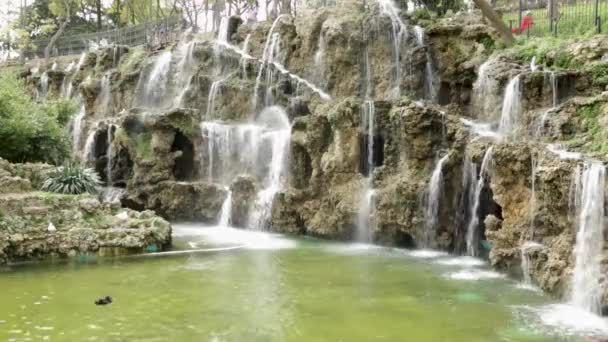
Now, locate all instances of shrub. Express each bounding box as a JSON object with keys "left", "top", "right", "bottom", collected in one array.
[
  {"left": 42, "top": 162, "right": 101, "bottom": 195},
  {"left": 0, "top": 73, "right": 71, "bottom": 164}
]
